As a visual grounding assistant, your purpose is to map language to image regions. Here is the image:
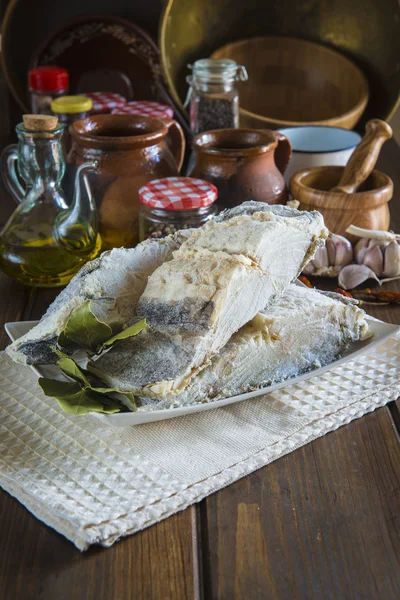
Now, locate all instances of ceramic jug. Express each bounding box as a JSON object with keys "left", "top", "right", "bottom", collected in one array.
[
  {"left": 190, "top": 129, "right": 292, "bottom": 209},
  {"left": 68, "top": 114, "right": 186, "bottom": 248}
]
